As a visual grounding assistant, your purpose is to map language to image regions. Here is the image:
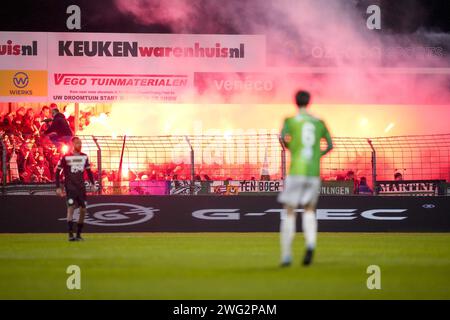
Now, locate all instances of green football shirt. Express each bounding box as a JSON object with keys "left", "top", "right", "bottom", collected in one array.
[{"left": 281, "top": 110, "right": 333, "bottom": 176}]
